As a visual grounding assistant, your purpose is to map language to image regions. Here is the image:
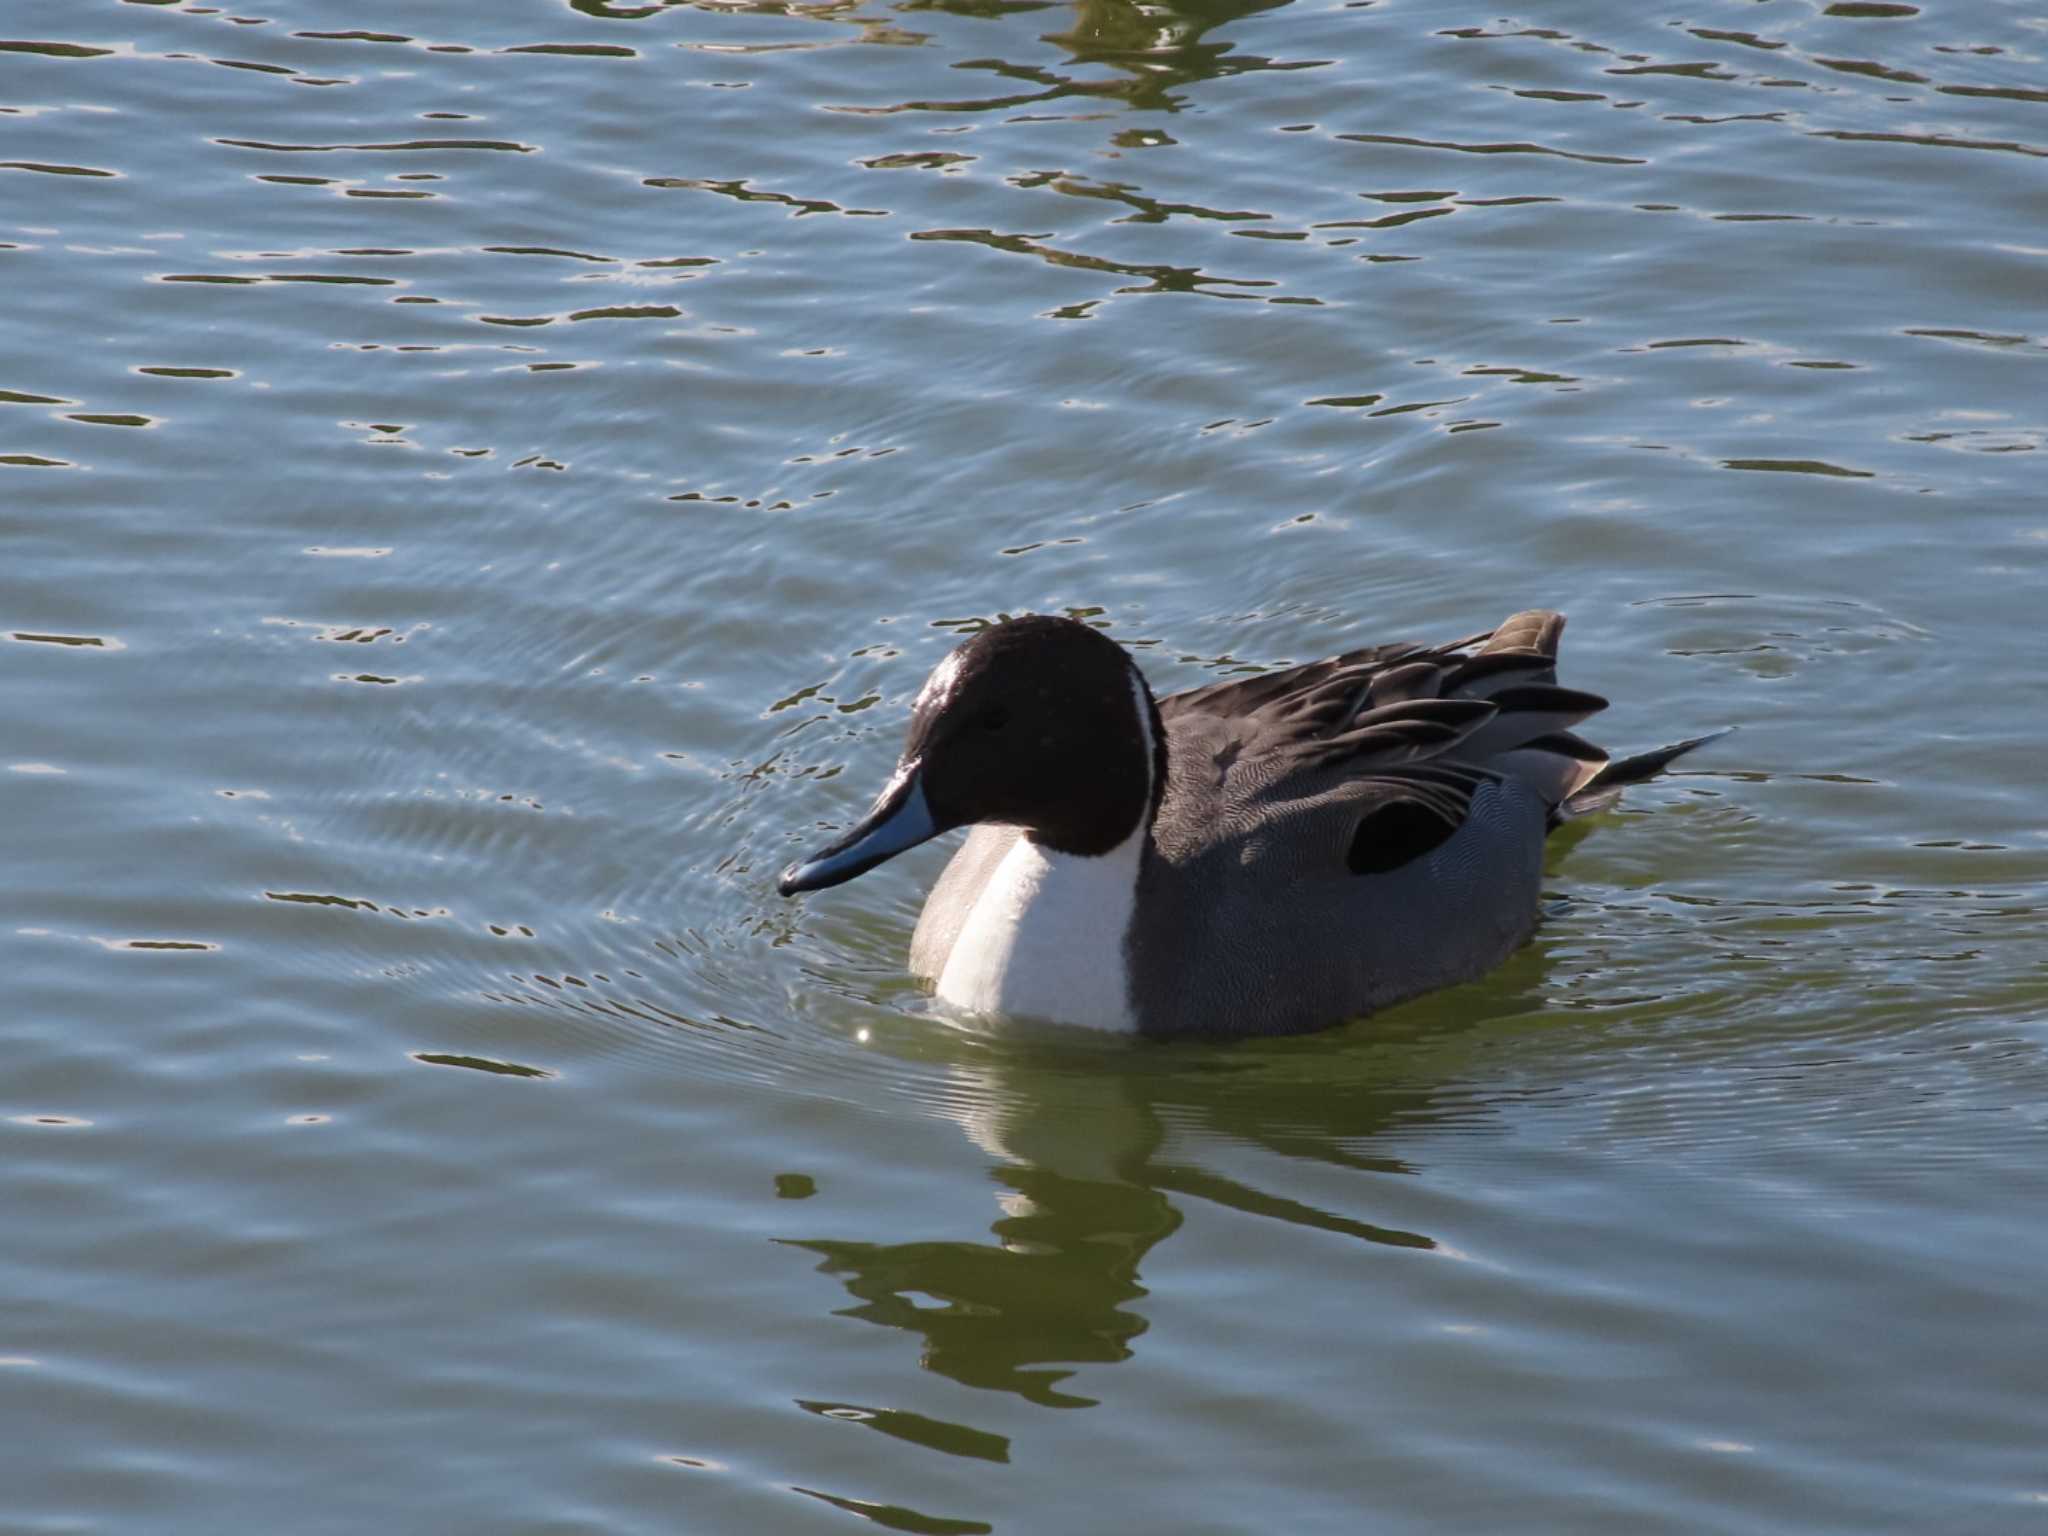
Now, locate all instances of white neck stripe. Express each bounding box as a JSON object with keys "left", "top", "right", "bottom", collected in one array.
[{"left": 1129, "top": 667, "right": 1156, "bottom": 826}]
